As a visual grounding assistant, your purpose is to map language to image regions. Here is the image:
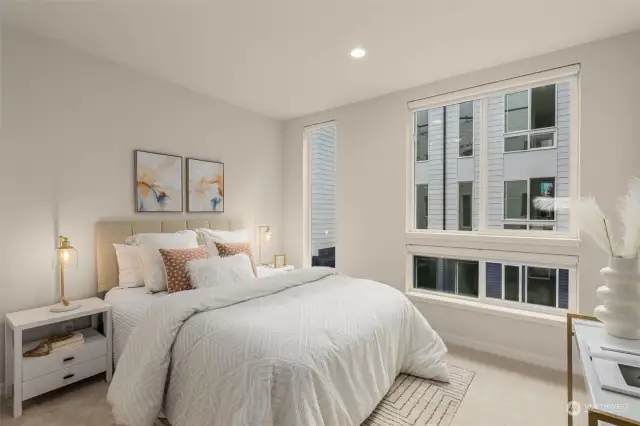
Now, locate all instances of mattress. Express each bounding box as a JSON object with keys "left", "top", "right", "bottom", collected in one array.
[{"left": 104, "top": 287, "right": 165, "bottom": 364}]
